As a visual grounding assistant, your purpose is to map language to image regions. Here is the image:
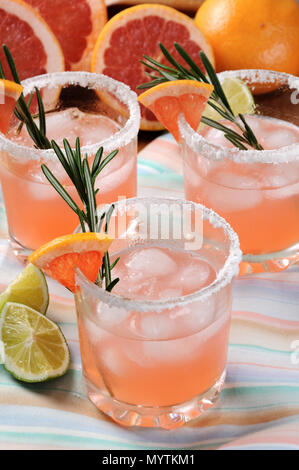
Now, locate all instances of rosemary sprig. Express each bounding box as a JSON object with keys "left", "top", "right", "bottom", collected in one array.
[
  {"left": 0, "top": 44, "right": 51, "bottom": 149},
  {"left": 0, "top": 45, "right": 119, "bottom": 291},
  {"left": 137, "top": 42, "right": 263, "bottom": 151},
  {"left": 41, "top": 138, "right": 120, "bottom": 292}
]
